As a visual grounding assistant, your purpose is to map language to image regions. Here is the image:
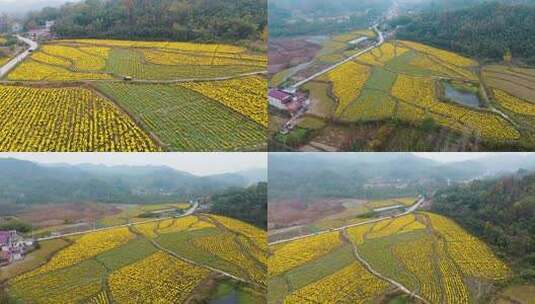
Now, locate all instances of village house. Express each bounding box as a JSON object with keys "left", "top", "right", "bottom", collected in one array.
[
  {"left": 268, "top": 89, "right": 310, "bottom": 115},
  {"left": 0, "top": 230, "right": 34, "bottom": 266}
]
